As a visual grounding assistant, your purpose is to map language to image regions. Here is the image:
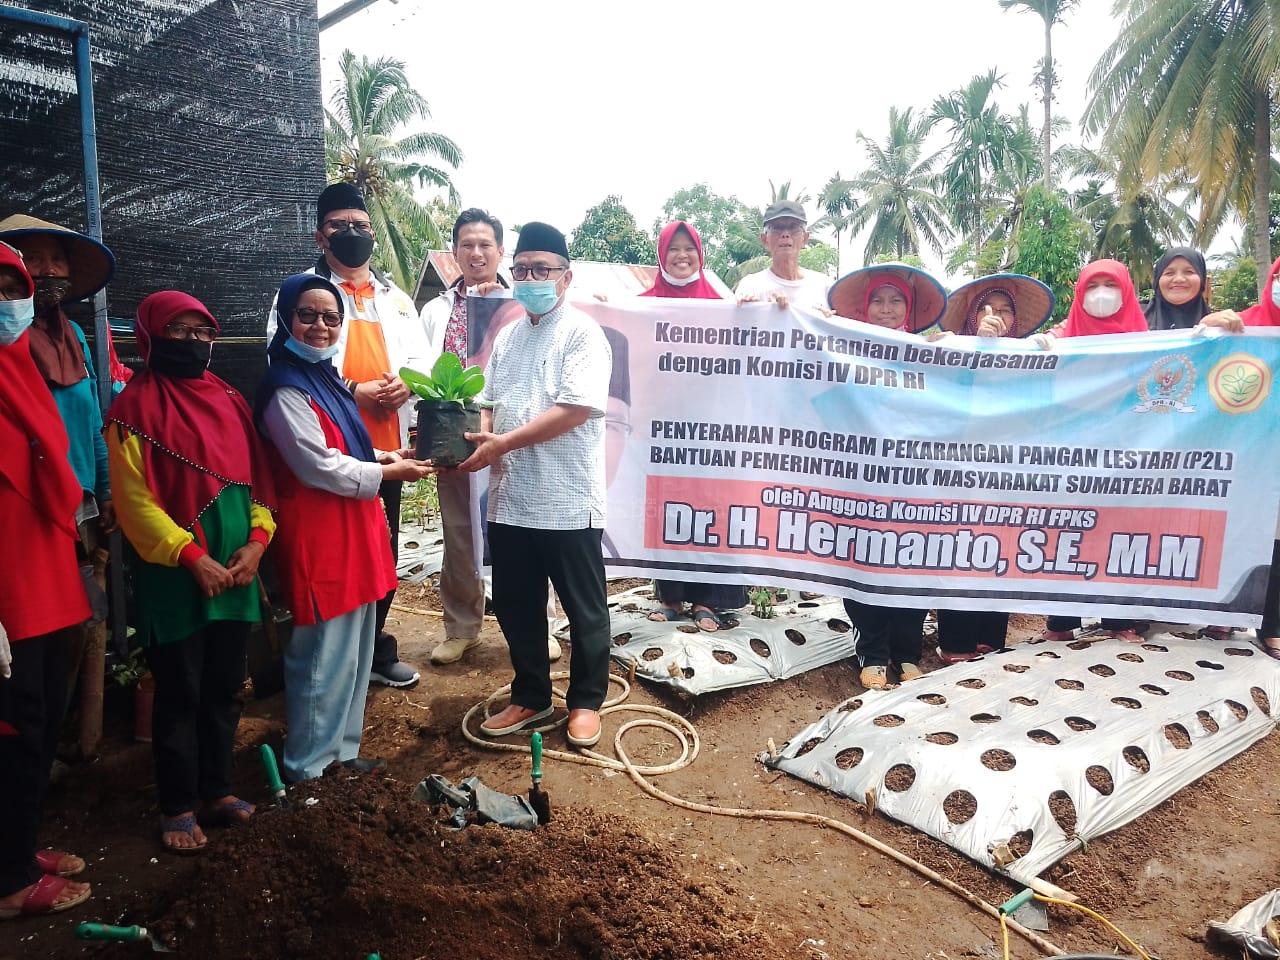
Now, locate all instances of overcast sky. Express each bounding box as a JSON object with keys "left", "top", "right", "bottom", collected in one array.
[{"left": 317, "top": 0, "right": 1237, "bottom": 280}]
